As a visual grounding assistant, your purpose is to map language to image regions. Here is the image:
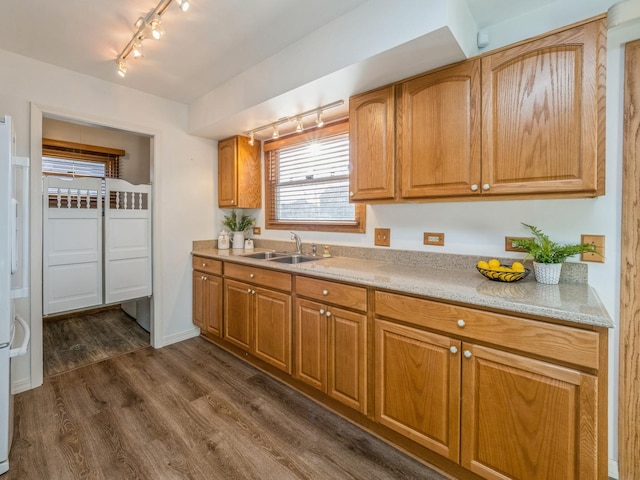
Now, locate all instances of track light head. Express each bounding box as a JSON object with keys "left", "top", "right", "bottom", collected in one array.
[
  {"left": 117, "top": 59, "right": 128, "bottom": 77},
  {"left": 176, "top": 0, "right": 190, "bottom": 12},
  {"left": 316, "top": 110, "right": 324, "bottom": 128},
  {"left": 150, "top": 17, "right": 165, "bottom": 39},
  {"left": 272, "top": 124, "right": 279, "bottom": 139},
  {"left": 132, "top": 40, "right": 143, "bottom": 58},
  {"left": 248, "top": 132, "right": 255, "bottom": 146},
  {"left": 296, "top": 117, "right": 304, "bottom": 133}
]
